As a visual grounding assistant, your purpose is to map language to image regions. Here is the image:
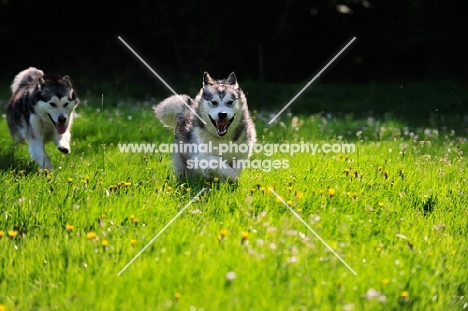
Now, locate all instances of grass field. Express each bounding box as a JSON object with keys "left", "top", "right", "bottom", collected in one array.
[{"left": 0, "top": 84, "right": 467, "bottom": 310}]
